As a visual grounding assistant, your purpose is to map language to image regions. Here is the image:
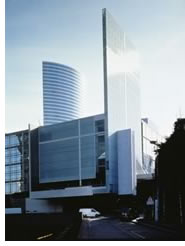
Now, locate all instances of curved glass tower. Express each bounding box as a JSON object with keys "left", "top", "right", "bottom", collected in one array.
[{"left": 43, "top": 61, "right": 81, "bottom": 125}]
